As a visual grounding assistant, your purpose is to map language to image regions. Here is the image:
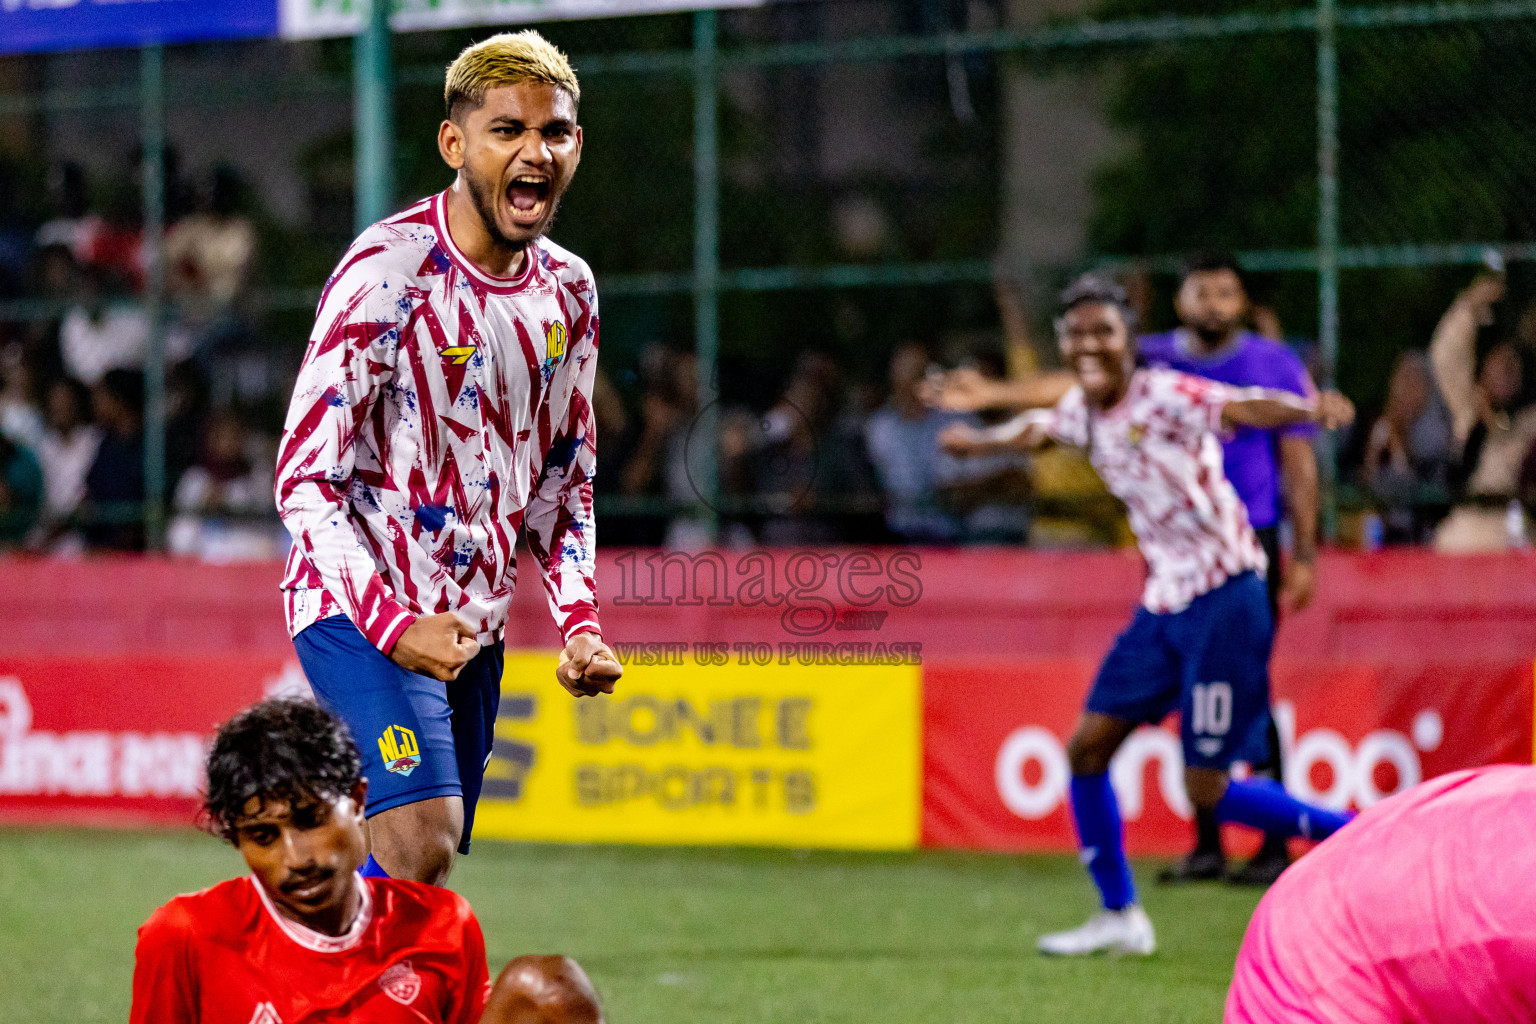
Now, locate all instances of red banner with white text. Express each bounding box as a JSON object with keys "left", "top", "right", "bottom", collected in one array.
[
  {"left": 921, "top": 659, "right": 1534, "bottom": 855},
  {"left": 0, "top": 655, "right": 301, "bottom": 828}
]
